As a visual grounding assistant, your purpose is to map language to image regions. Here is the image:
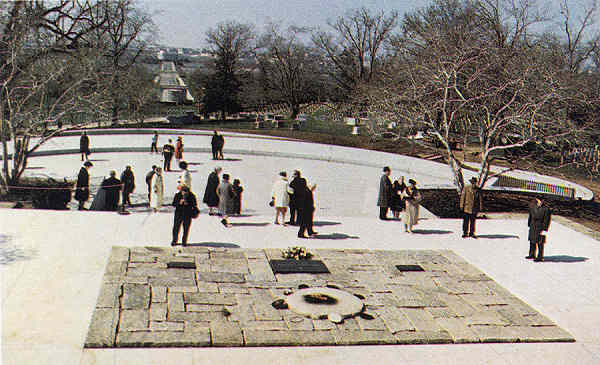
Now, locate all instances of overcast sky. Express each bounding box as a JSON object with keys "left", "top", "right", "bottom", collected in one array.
[
  {"left": 140, "top": 0, "right": 427, "bottom": 48},
  {"left": 139, "top": 0, "right": 591, "bottom": 49}
]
